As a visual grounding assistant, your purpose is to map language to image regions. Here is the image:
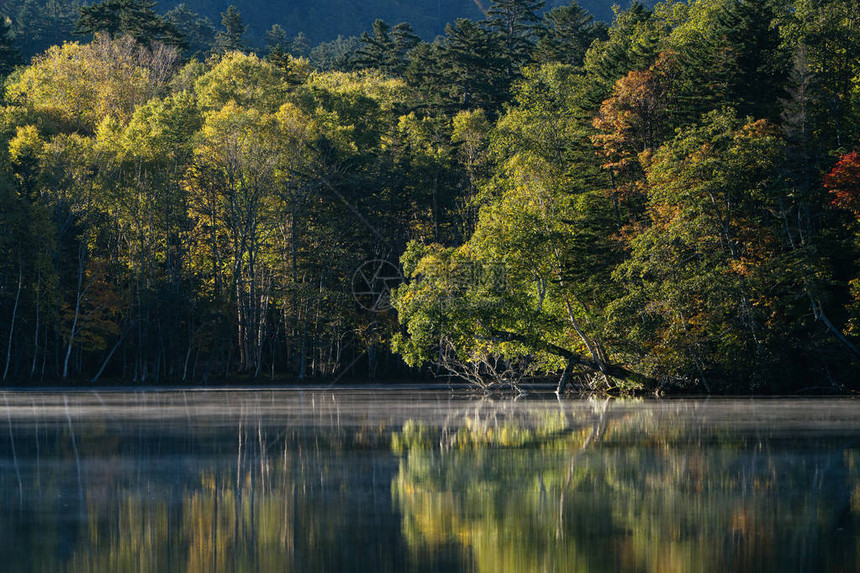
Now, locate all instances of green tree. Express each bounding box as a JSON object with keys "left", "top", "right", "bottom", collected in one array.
[
  {"left": 91, "top": 91, "right": 202, "bottom": 382},
  {"left": 7, "top": 35, "right": 178, "bottom": 132},
  {"left": 534, "top": 1, "right": 606, "bottom": 67},
  {"left": 353, "top": 19, "right": 393, "bottom": 71},
  {"left": 76, "top": 0, "right": 185, "bottom": 48},
  {"left": 438, "top": 19, "right": 509, "bottom": 115},
  {"left": 11, "top": 0, "right": 80, "bottom": 58},
  {"left": 186, "top": 102, "right": 279, "bottom": 375},
  {"left": 451, "top": 108, "right": 492, "bottom": 237},
  {"left": 393, "top": 65, "right": 650, "bottom": 392},
  {"left": 780, "top": 0, "right": 860, "bottom": 149},
  {"left": 353, "top": 20, "right": 418, "bottom": 76},
  {"left": 0, "top": 13, "right": 20, "bottom": 76},
  {"left": 308, "top": 35, "right": 359, "bottom": 72},
  {"left": 289, "top": 31, "right": 310, "bottom": 58},
  {"left": 194, "top": 52, "right": 286, "bottom": 113},
  {"left": 264, "top": 23, "right": 288, "bottom": 54},
  {"left": 483, "top": 0, "right": 544, "bottom": 72},
  {"left": 666, "top": 0, "right": 790, "bottom": 122},
  {"left": 165, "top": 3, "right": 215, "bottom": 58},
  {"left": 608, "top": 110, "right": 833, "bottom": 390},
  {"left": 403, "top": 41, "right": 452, "bottom": 115},
  {"left": 583, "top": 2, "right": 665, "bottom": 95},
  {"left": 215, "top": 5, "right": 246, "bottom": 53}
]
